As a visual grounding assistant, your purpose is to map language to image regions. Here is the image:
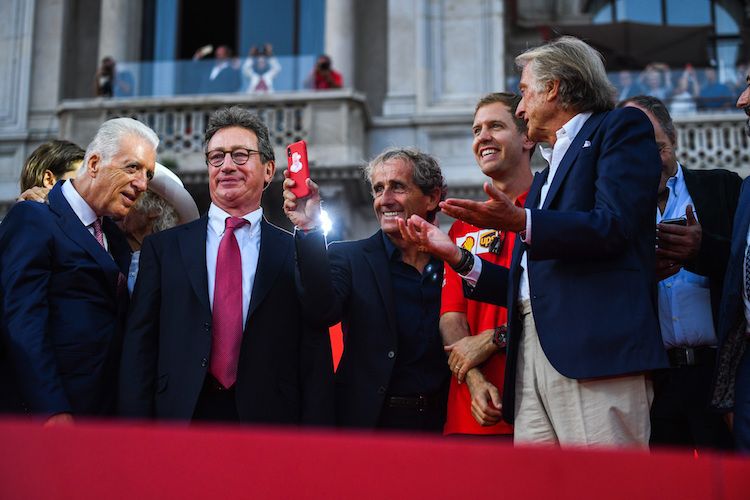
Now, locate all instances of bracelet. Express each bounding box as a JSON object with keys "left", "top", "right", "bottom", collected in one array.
[
  {"left": 294, "top": 225, "right": 321, "bottom": 235},
  {"left": 450, "top": 247, "right": 474, "bottom": 275}
]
